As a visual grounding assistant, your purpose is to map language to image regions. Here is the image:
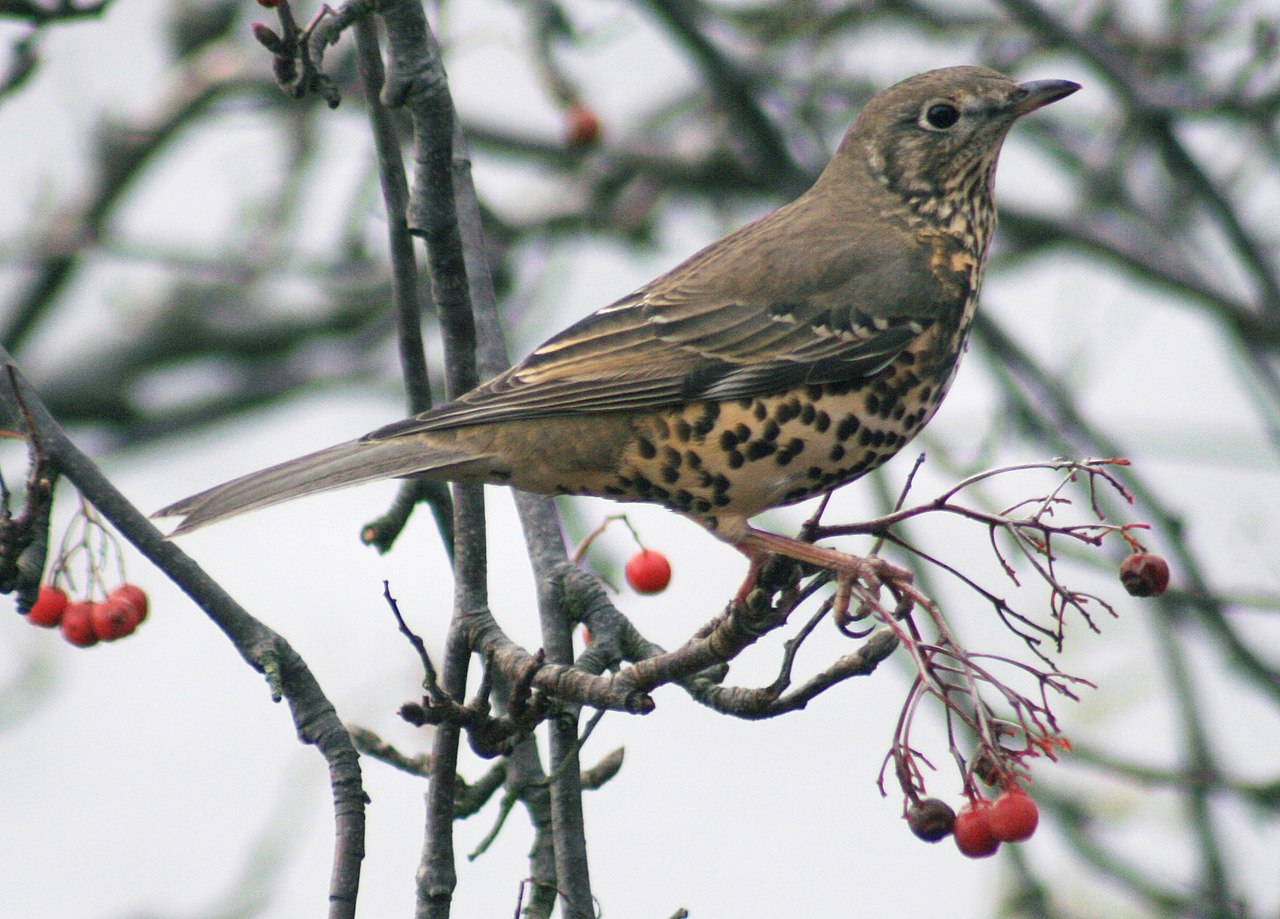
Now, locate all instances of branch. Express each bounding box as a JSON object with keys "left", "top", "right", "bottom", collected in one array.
[
  {"left": 351, "top": 13, "right": 454, "bottom": 555},
  {"left": 637, "top": 0, "right": 808, "bottom": 194},
  {"left": 0, "top": 354, "right": 366, "bottom": 919},
  {"left": 687, "top": 626, "right": 899, "bottom": 718},
  {"left": 2, "top": 48, "right": 265, "bottom": 351},
  {"left": 0, "top": 0, "right": 109, "bottom": 23},
  {"left": 440, "top": 13, "right": 601, "bottom": 913},
  {"left": 995, "top": 0, "right": 1280, "bottom": 311},
  {"left": 352, "top": 16, "right": 432, "bottom": 414},
  {"left": 359, "top": 4, "right": 485, "bottom": 916},
  {"left": 974, "top": 312, "right": 1280, "bottom": 700}
]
